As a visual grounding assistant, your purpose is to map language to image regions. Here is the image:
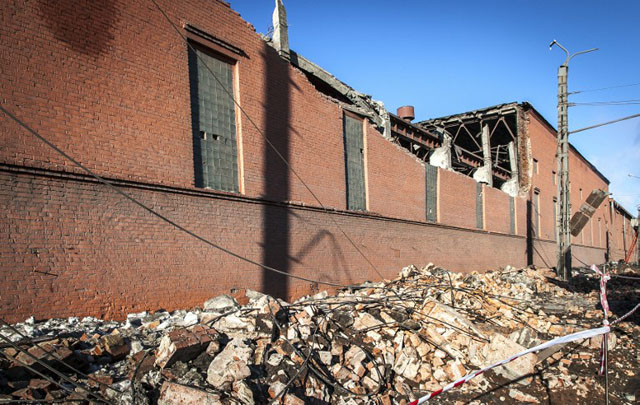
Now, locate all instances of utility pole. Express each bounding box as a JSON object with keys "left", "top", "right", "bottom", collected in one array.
[{"left": 550, "top": 40, "right": 598, "bottom": 280}]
